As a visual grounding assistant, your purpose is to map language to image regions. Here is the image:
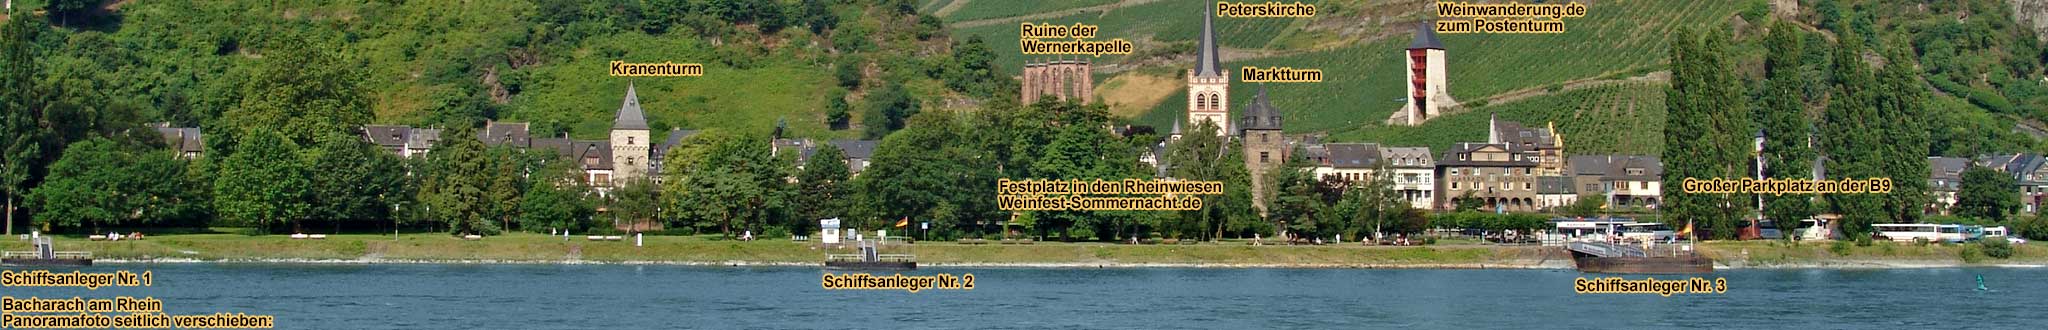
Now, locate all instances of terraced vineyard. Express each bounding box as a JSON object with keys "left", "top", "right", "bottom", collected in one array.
[
  {"left": 1326, "top": 83, "right": 1669, "bottom": 156},
  {"left": 934, "top": 0, "right": 1742, "bottom": 145},
  {"left": 502, "top": 31, "right": 851, "bottom": 140},
  {"left": 1435, "top": 0, "right": 1745, "bottom": 100},
  {"left": 1131, "top": 38, "right": 1408, "bottom": 134},
  {"left": 949, "top": 0, "right": 1315, "bottom": 74},
  {"left": 935, "top": 0, "right": 1122, "bottom": 23}
]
